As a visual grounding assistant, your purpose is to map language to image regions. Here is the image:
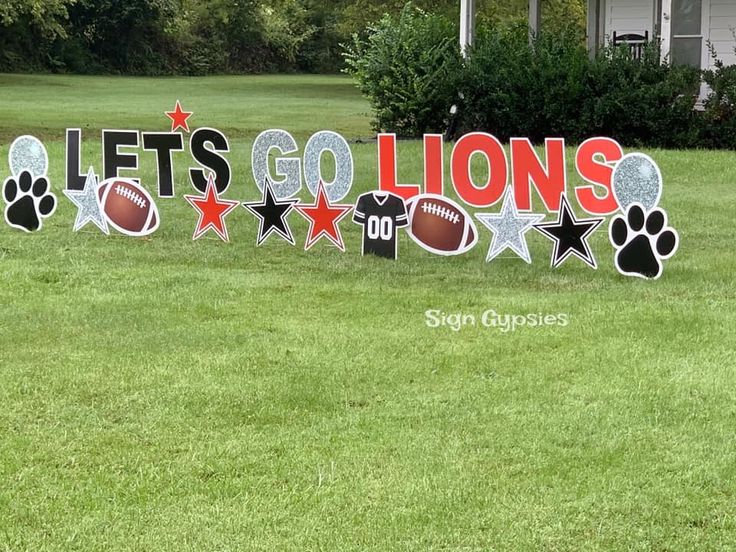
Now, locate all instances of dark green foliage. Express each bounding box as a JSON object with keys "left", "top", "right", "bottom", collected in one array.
[
  {"left": 0, "top": 0, "right": 587, "bottom": 76},
  {"left": 463, "top": 29, "right": 702, "bottom": 147},
  {"left": 343, "top": 4, "right": 463, "bottom": 136},
  {"left": 462, "top": 24, "right": 591, "bottom": 142},
  {"left": 343, "top": 6, "right": 736, "bottom": 149},
  {"left": 582, "top": 42, "right": 701, "bottom": 148},
  {"left": 0, "top": 18, "right": 49, "bottom": 73},
  {"left": 700, "top": 44, "right": 736, "bottom": 149},
  {"left": 64, "top": 0, "right": 178, "bottom": 75}
]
